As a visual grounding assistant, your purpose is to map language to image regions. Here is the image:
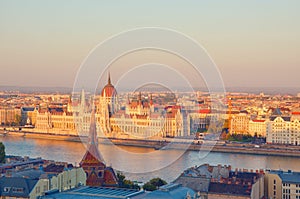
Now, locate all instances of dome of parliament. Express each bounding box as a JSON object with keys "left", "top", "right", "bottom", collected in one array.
[{"left": 101, "top": 73, "right": 117, "bottom": 98}]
